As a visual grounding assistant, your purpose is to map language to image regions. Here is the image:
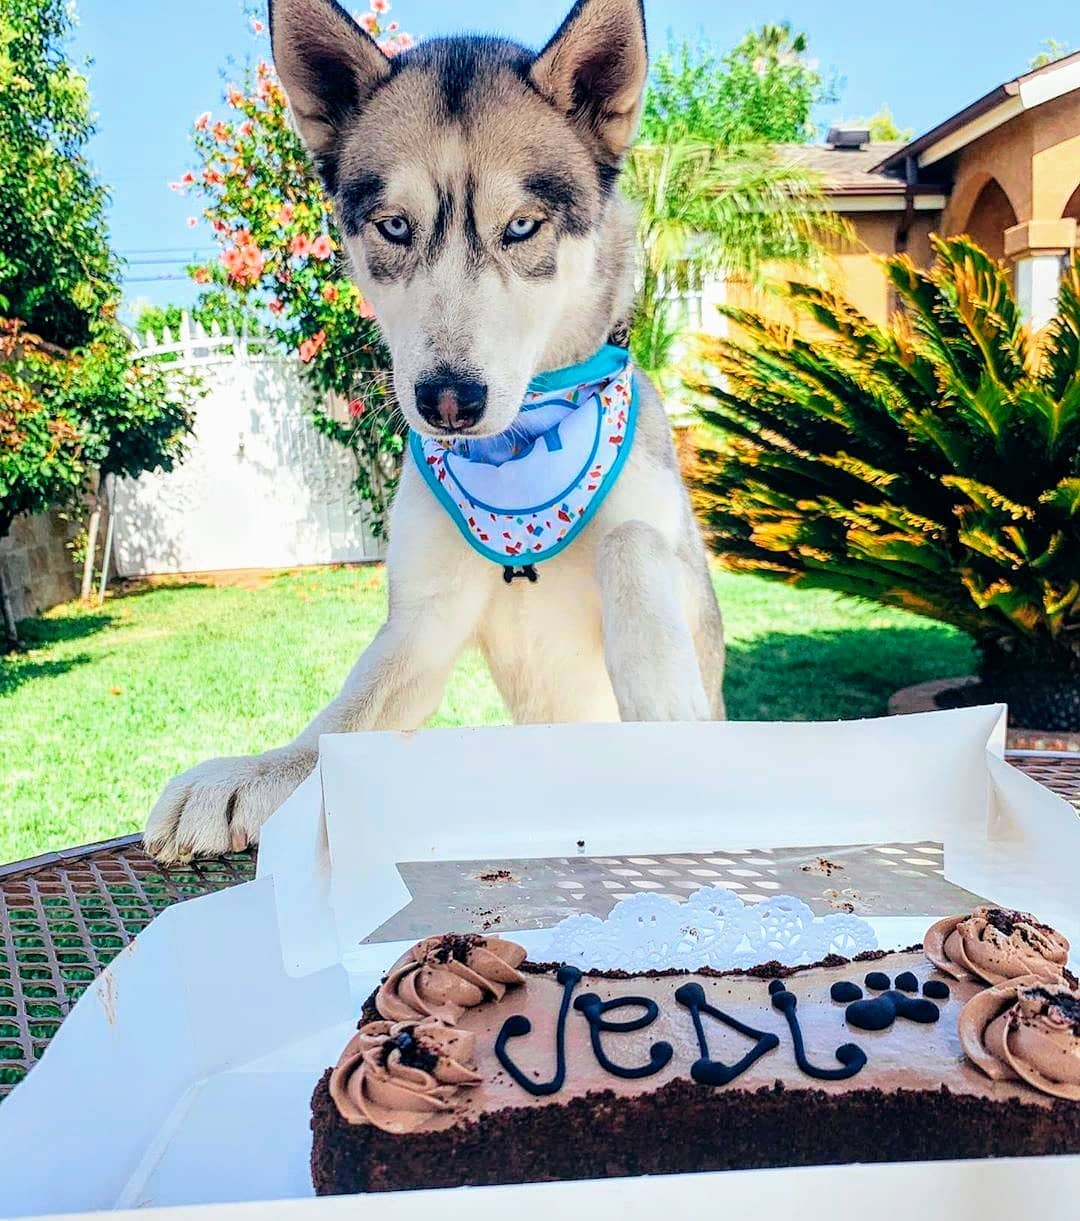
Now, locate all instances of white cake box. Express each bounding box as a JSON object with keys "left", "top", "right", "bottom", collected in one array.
[{"left": 1, "top": 705, "right": 1079, "bottom": 1219}]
